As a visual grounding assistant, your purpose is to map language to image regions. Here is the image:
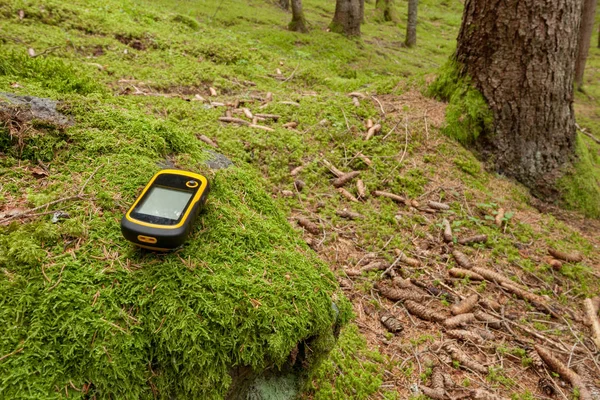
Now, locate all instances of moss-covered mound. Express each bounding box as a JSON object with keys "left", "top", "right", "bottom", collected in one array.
[{"left": 0, "top": 53, "right": 348, "bottom": 399}]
